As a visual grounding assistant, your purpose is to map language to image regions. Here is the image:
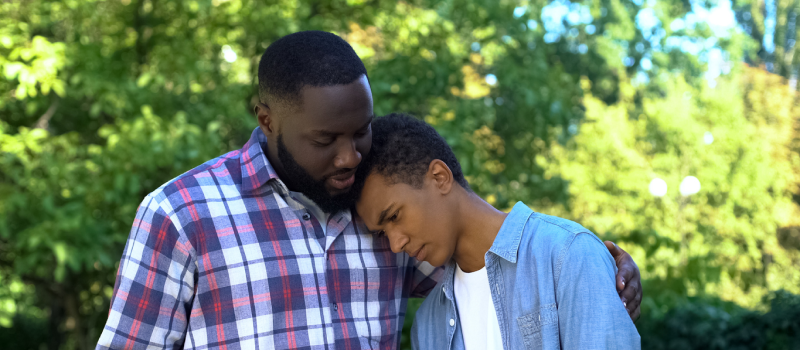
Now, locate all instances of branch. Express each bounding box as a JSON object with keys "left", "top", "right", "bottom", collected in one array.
[{"left": 33, "top": 97, "right": 60, "bottom": 130}]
